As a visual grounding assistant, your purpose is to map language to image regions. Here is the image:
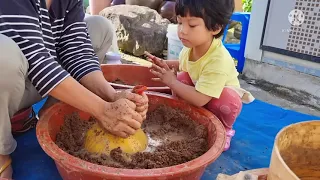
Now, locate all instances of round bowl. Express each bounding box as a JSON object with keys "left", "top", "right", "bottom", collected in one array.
[
  {"left": 36, "top": 92, "right": 226, "bottom": 180},
  {"left": 101, "top": 64, "right": 171, "bottom": 94},
  {"left": 268, "top": 120, "right": 320, "bottom": 180}
]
